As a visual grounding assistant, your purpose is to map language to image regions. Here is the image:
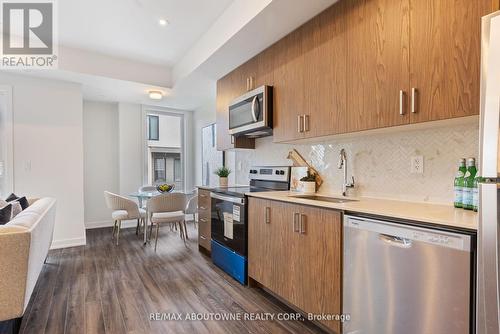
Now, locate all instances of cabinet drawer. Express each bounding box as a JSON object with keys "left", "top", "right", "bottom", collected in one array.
[
  {"left": 198, "top": 192, "right": 211, "bottom": 210},
  {"left": 199, "top": 233, "right": 211, "bottom": 251}
]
